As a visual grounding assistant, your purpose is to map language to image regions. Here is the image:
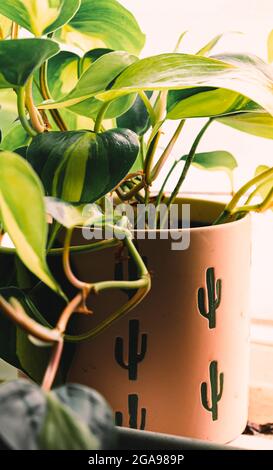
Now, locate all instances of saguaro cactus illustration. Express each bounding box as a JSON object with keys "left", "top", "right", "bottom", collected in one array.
[
  {"left": 115, "top": 319, "right": 147, "bottom": 380},
  {"left": 201, "top": 360, "right": 224, "bottom": 421},
  {"left": 115, "top": 394, "right": 146, "bottom": 430},
  {"left": 198, "top": 267, "right": 222, "bottom": 329}
]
